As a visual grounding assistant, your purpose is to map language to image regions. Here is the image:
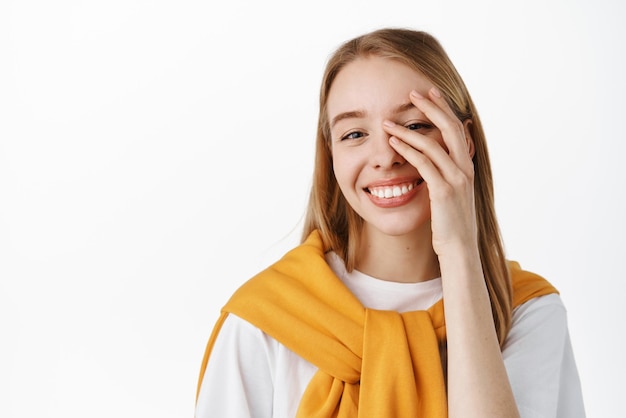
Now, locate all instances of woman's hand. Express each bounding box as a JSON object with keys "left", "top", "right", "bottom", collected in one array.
[
  {"left": 385, "top": 88, "right": 521, "bottom": 418},
  {"left": 382, "top": 87, "right": 477, "bottom": 257}
]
